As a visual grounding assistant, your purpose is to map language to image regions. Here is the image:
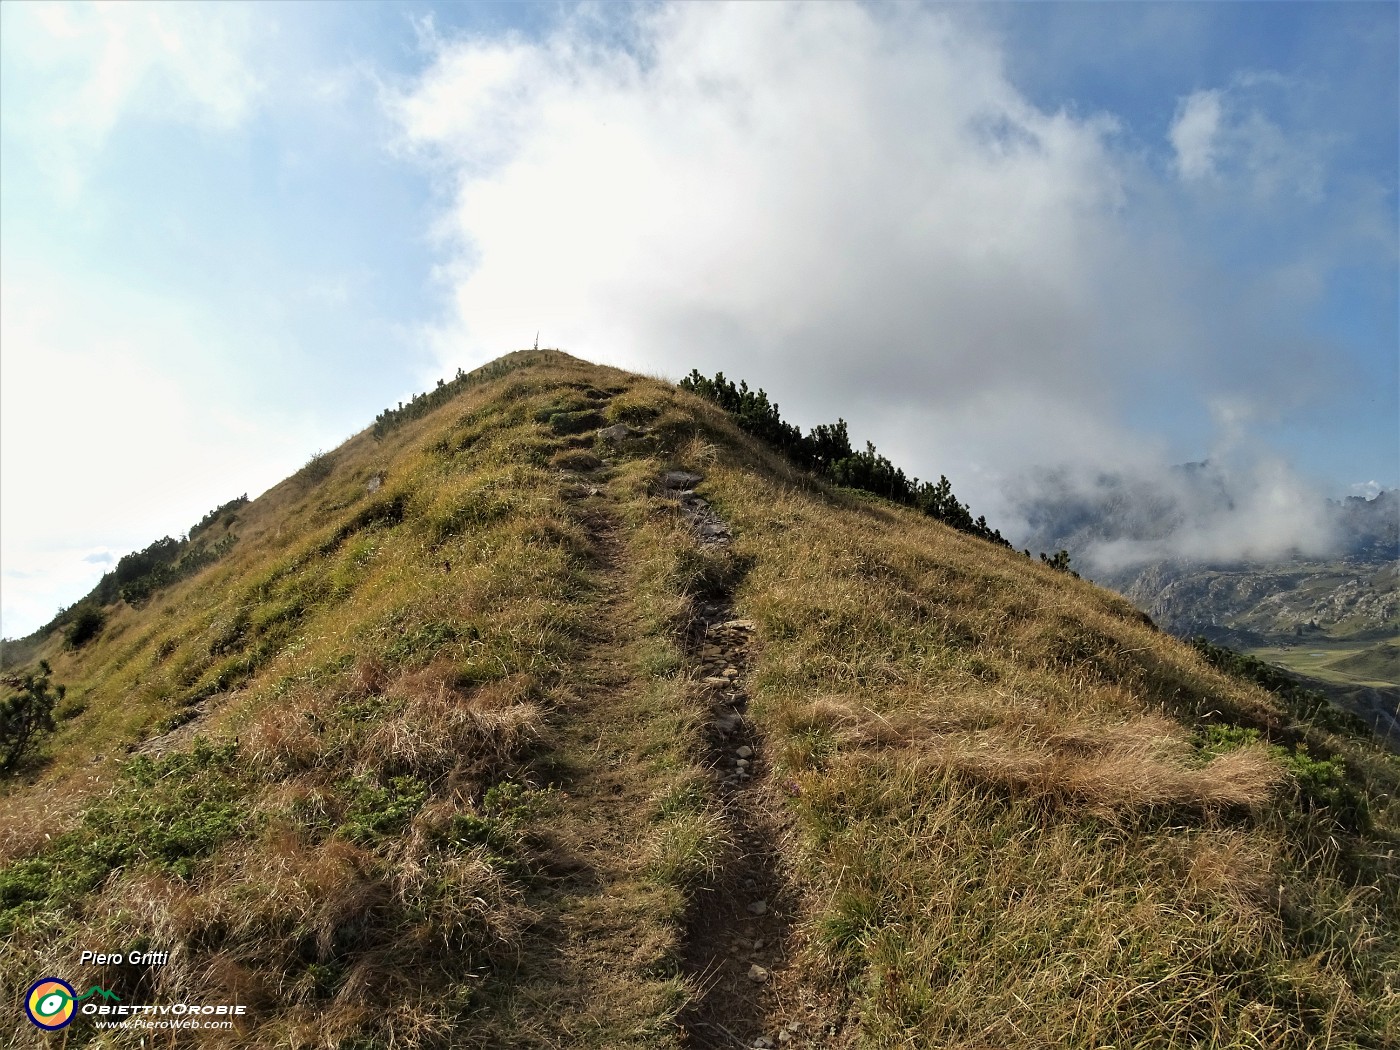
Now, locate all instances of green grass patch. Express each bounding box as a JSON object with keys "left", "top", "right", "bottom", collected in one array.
[
  {"left": 0, "top": 740, "right": 251, "bottom": 935},
  {"left": 337, "top": 774, "right": 429, "bottom": 846}
]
